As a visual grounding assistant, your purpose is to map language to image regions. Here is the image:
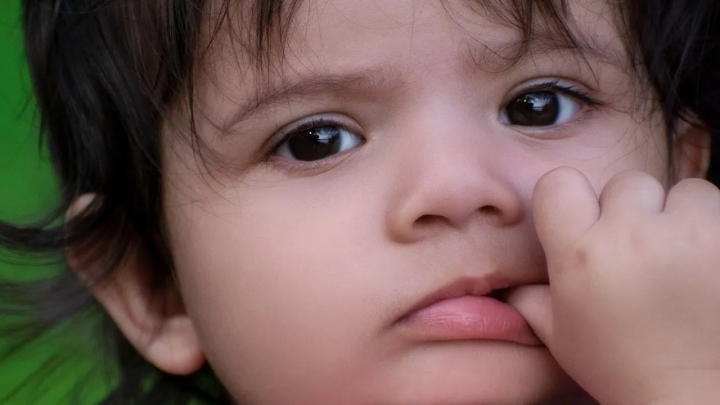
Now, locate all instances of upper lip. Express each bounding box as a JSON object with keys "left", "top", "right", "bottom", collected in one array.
[{"left": 396, "top": 274, "right": 517, "bottom": 323}]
